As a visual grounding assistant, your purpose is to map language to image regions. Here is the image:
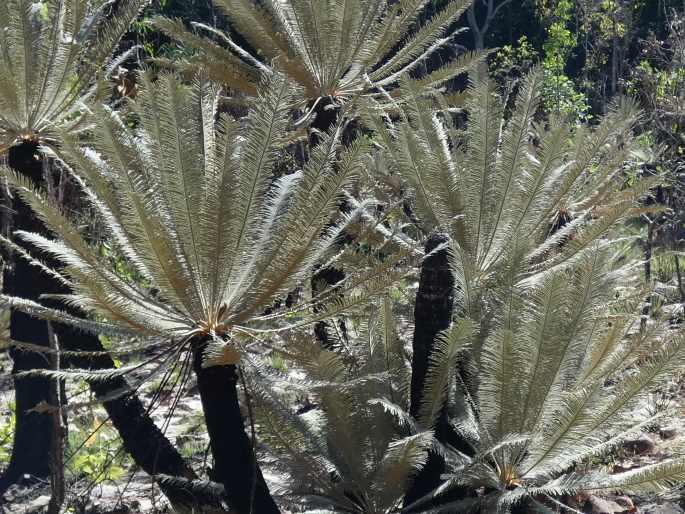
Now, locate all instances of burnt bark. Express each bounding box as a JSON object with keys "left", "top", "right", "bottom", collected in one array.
[
  {"left": 675, "top": 254, "right": 685, "bottom": 308},
  {"left": 47, "top": 325, "right": 65, "bottom": 514},
  {"left": 404, "top": 233, "right": 473, "bottom": 509},
  {"left": 641, "top": 220, "right": 655, "bottom": 331},
  {"left": 65, "top": 330, "right": 220, "bottom": 509},
  {"left": 0, "top": 141, "right": 54, "bottom": 490},
  {"left": 191, "top": 339, "right": 279, "bottom": 514},
  {"left": 312, "top": 265, "right": 347, "bottom": 349}
]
